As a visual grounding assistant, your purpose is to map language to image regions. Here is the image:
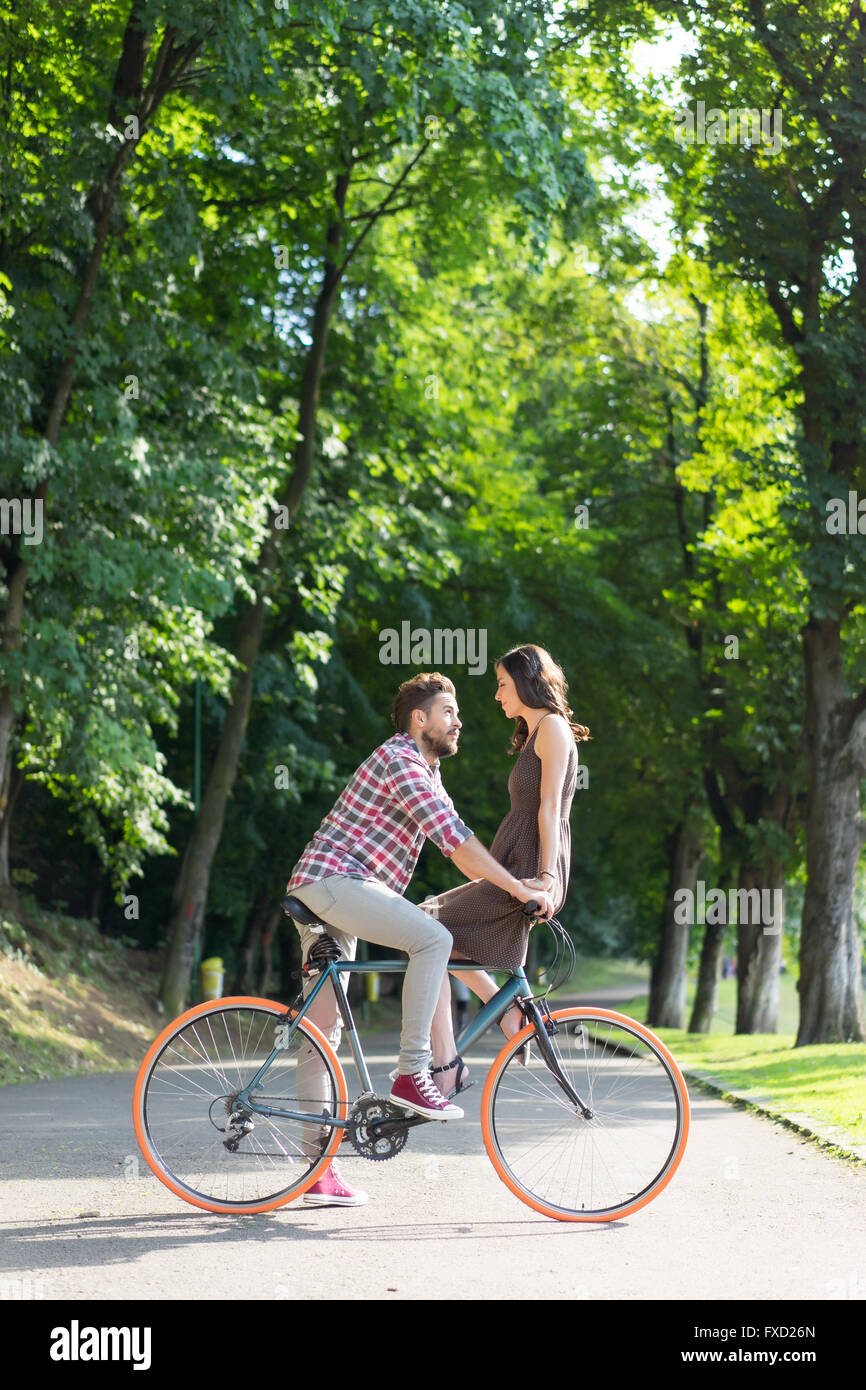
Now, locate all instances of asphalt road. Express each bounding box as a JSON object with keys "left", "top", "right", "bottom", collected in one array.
[{"left": 1, "top": 1028, "right": 864, "bottom": 1303}]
